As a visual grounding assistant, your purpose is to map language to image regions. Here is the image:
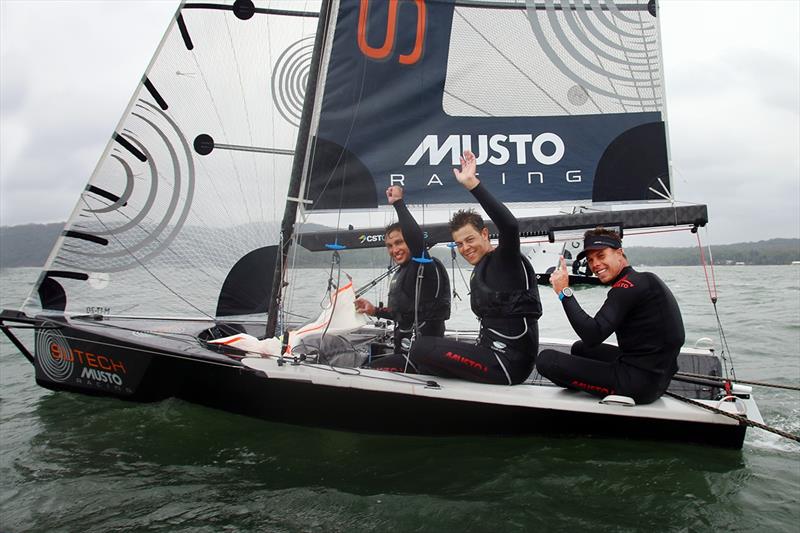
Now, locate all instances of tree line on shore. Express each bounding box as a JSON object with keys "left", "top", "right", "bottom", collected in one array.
[{"left": 1, "top": 223, "right": 798, "bottom": 268}]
